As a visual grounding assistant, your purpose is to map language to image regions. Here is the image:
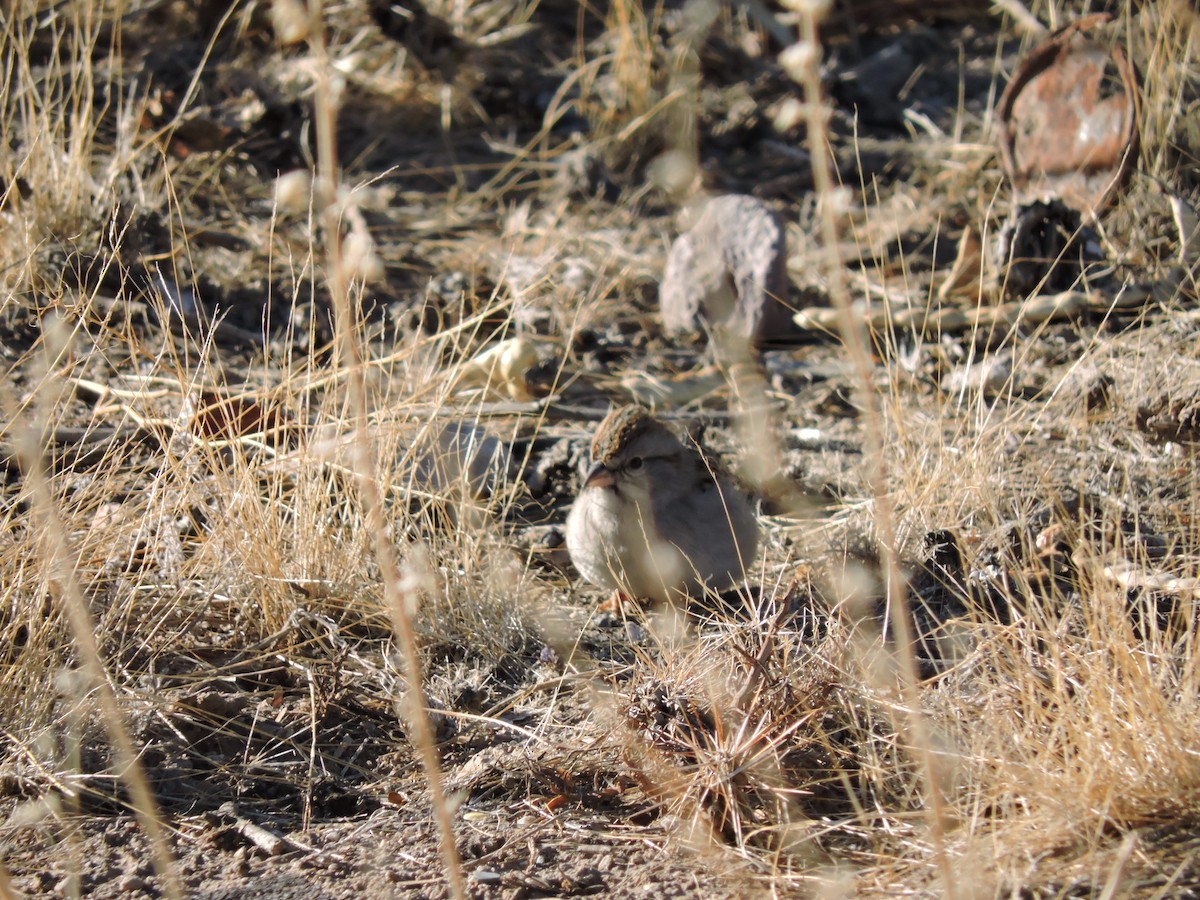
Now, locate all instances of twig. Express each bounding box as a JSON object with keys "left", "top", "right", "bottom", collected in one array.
[{"left": 217, "top": 803, "right": 295, "bottom": 857}]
